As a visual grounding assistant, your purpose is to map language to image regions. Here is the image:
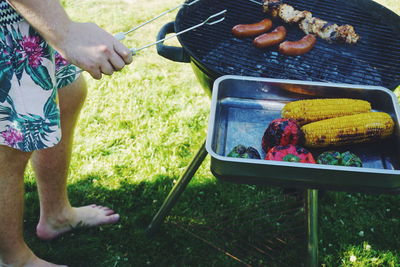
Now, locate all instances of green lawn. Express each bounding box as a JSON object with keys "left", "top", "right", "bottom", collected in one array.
[{"left": 23, "top": 0, "right": 400, "bottom": 266}]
